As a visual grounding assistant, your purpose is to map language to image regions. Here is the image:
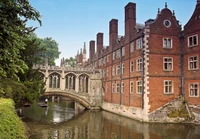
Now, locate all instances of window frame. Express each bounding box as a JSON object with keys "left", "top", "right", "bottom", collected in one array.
[
  {"left": 188, "top": 55, "right": 198, "bottom": 70},
  {"left": 116, "top": 64, "right": 120, "bottom": 75},
  {"left": 189, "top": 83, "right": 199, "bottom": 97},
  {"left": 122, "top": 47, "right": 125, "bottom": 57},
  {"left": 113, "top": 51, "right": 115, "bottom": 60},
  {"left": 121, "top": 82, "right": 124, "bottom": 93},
  {"left": 130, "top": 81, "right": 134, "bottom": 94},
  {"left": 188, "top": 34, "right": 198, "bottom": 47},
  {"left": 130, "top": 61, "right": 134, "bottom": 73},
  {"left": 112, "top": 66, "right": 115, "bottom": 76},
  {"left": 130, "top": 41, "right": 134, "bottom": 53},
  {"left": 116, "top": 83, "right": 120, "bottom": 93},
  {"left": 136, "top": 80, "right": 142, "bottom": 94},
  {"left": 112, "top": 83, "right": 115, "bottom": 93},
  {"left": 136, "top": 58, "right": 143, "bottom": 71},
  {"left": 136, "top": 38, "right": 143, "bottom": 50},
  {"left": 164, "top": 80, "right": 173, "bottom": 94},
  {"left": 163, "top": 57, "right": 173, "bottom": 71},
  {"left": 163, "top": 38, "right": 173, "bottom": 49},
  {"left": 122, "top": 63, "right": 124, "bottom": 75}
]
